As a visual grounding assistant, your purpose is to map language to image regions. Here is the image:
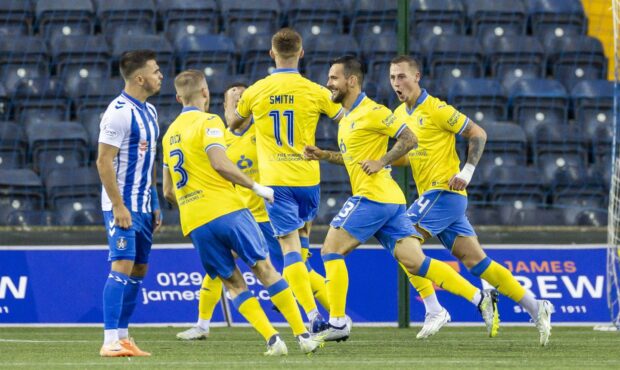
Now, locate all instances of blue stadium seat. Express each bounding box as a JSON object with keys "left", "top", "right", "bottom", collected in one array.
[
  {"left": 51, "top": 35, "right": 111, "bottom": 98},
  {"left": 0, "top": 169, "right": 44, "bottom": 225},
  {"left": 508, "top": 79, "right": 569, "bottom": 139},
  {"left": 6, "top": 210, "right": 58, "bottom": 227},
  {"left": 448, "top": 78, "right": 507, "bottom": 122},
  {"left": 422, "top": 35, "right": 483, "bottom": 90},
  {"left": 176, "top": 34, "right": 236, "bottom": 75},
  {"left": 572, "top": 80, "right": 613, "bottom": 158},
  {"left": 0, "top": 1, "right": 33, "bottom": 36},
  {"left": 478, "top": 122, "right": 527, "bottom": 179},
  {"left": 483, "top": 36, "right": 545, "bottom": 90},
  {"left": 112, "top": 34, "right": 174, "bottom": 77},
  {"left": 363, "top": 32, "right": 398, "bottom": 81},
  {"left": 526, "top": 0, "right": 586, "bottom": 40},
  {"left": 56, "top": 200, "right": 103, "bottom": 226},
  {"left": 238, "top": 34, "right": 275, "bottom": 79},
  {"left": 304, "top": 34, "right": 360, "bottom": 70},
  {"left": 316, "top": 193, "right": 350, "bottom": 225},
  {"left": 220, "top": 0, "right": 280, "bottom": 46},
  {"left": 285, "top": 0, "right": 344, "bottom": 39},
  {"left": 73, "top": 77, "right": 124, "bottom": 123},
  {"left": 0, "top": 121, "right": 27, "bottom": 169},
  {"left": 0, "top": 35, "right": 49, "bottom": 94},
  {"left": 468, "top": 0, "right": 527, "bottom": 41},
  {"left": 351, "top": 0, "right": 397, "bottom": 39},
  {"left": 11, "top": 78, "right": 69, "bottom": 127},
  {"left": 158, "top": 0, "right": 219, "bottom": 42},
  {"left": 487, "top": 165, "right": 546, "bottom": 203},
  {"left": 553, "top": 191, "right": 607, "bottom": 226},
  {"left": 45, "top": 167, "right": 100, "bottom": 208},
  {"left": 544, "top": 35, "right": 607, "bottom": 90},
  {"left": 0, "top": 82, "right": 9, "bottom": 119},
  {"left": 410, "top": 0, "right": 464, "bottom": 44},
  {"left": 162, "top": 207, "right": 180, "bottom": 225},
  {"left": 315, "top": 116, "right": 339, "bottom": 151},
  {"left": 35, "top": 0, "right": 95, "bottom": 41},
  {"left": 320, "top": 162, "right": 350, "bottom": 195},
  {"left": 26, "top": 121, "right": 89, "bottom": 175},
  {"left": 96, "top": 0, "right": 157, "bottom": 42},
  {"left": 466, "top": 205, "right": 500, "bottom": 225},
  {"left": 149, "top": 78, "right": 178, "bottom": 115},
  {"left": 498, "top": 206, "right": 566, "bottom": 226}
]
